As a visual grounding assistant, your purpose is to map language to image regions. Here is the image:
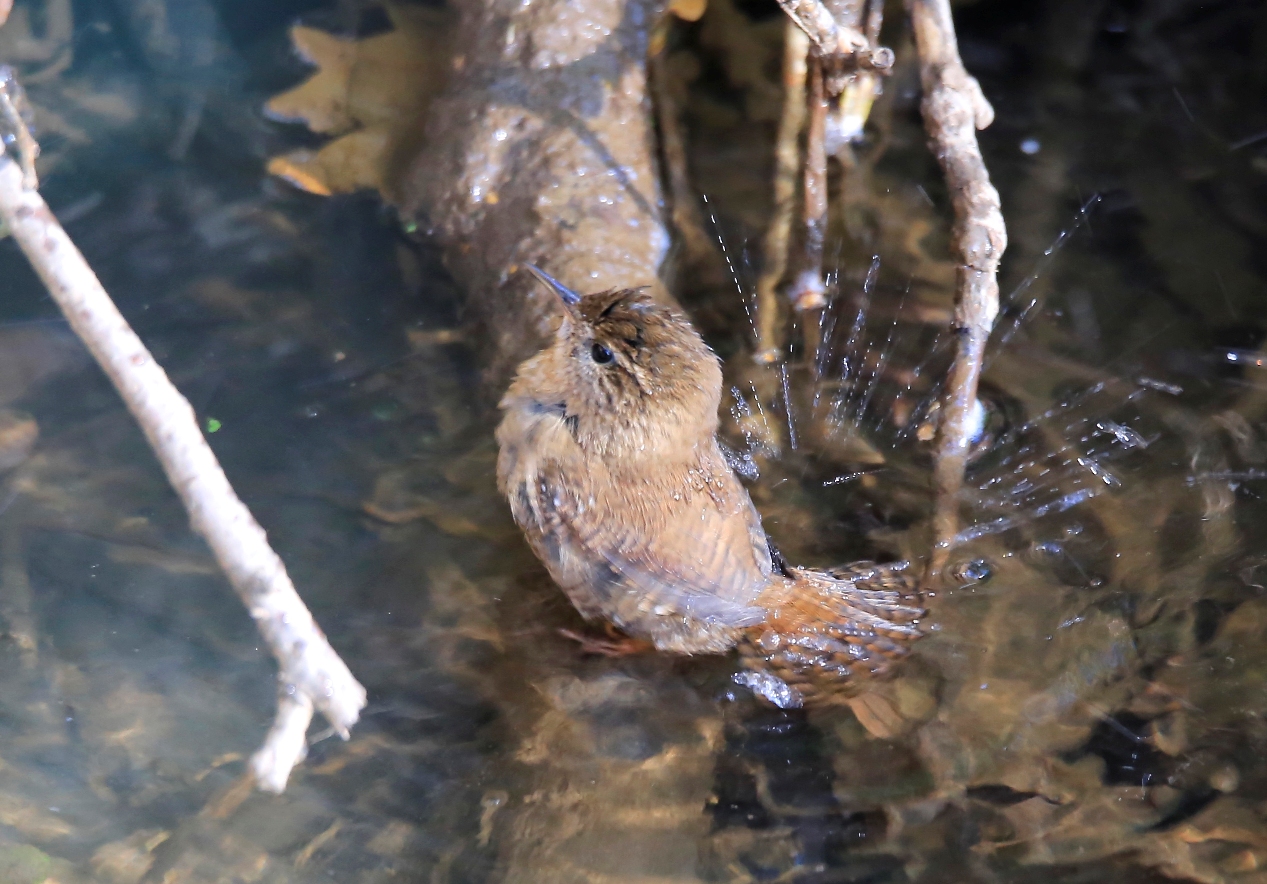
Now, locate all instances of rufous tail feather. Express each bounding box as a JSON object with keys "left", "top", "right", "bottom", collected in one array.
[{"left": 736, "top": 561, "right": 926, "bottom": 708}]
